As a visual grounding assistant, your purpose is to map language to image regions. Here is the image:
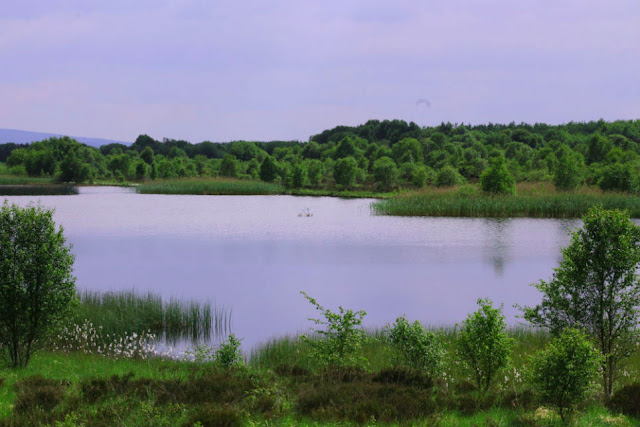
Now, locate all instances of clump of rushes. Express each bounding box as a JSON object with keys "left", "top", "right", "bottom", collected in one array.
[
  {"left": 74, "top": 290, "right": 231, "bottom": 344},
  {"left": 372, "top": 184, "right": 640, "bottom": 218},
  {"left": 136, "top": 177, "right": 282, "bottom": 195}
]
